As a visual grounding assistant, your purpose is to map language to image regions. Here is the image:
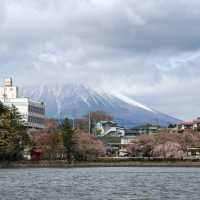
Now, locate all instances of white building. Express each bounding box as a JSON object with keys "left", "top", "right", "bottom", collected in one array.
[
  {"left": 96, "top": 121, "right": 125, "bottom": 137},
  {"left": 121, "top": 135, "right": 137, "bottom": 145},
  {"left": 119, "top": 135, "right": 137, "bottom": 157},
  {"left": 0, "top": 78, "right": 45, "bottom": 129}
]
